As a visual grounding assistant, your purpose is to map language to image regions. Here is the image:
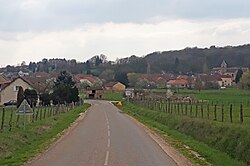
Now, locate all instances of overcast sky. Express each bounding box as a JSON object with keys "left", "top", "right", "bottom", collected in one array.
[{"left": 1, "top": 0, "right": 250, "bottom": 66}]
